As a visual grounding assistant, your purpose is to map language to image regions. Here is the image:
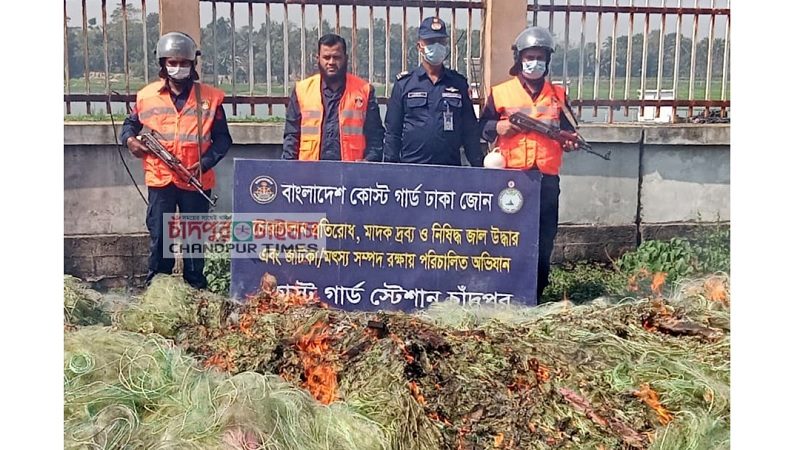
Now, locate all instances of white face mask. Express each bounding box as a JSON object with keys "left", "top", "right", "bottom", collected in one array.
[
  {"left": 422, "top": 43, "right": 448, "bottom": 66},
  {"left": 166, "top": 65, "right": 191, "bottom": 80},
  {"left": 521, "top": 59, "right": 547, "bottom": 80}
]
